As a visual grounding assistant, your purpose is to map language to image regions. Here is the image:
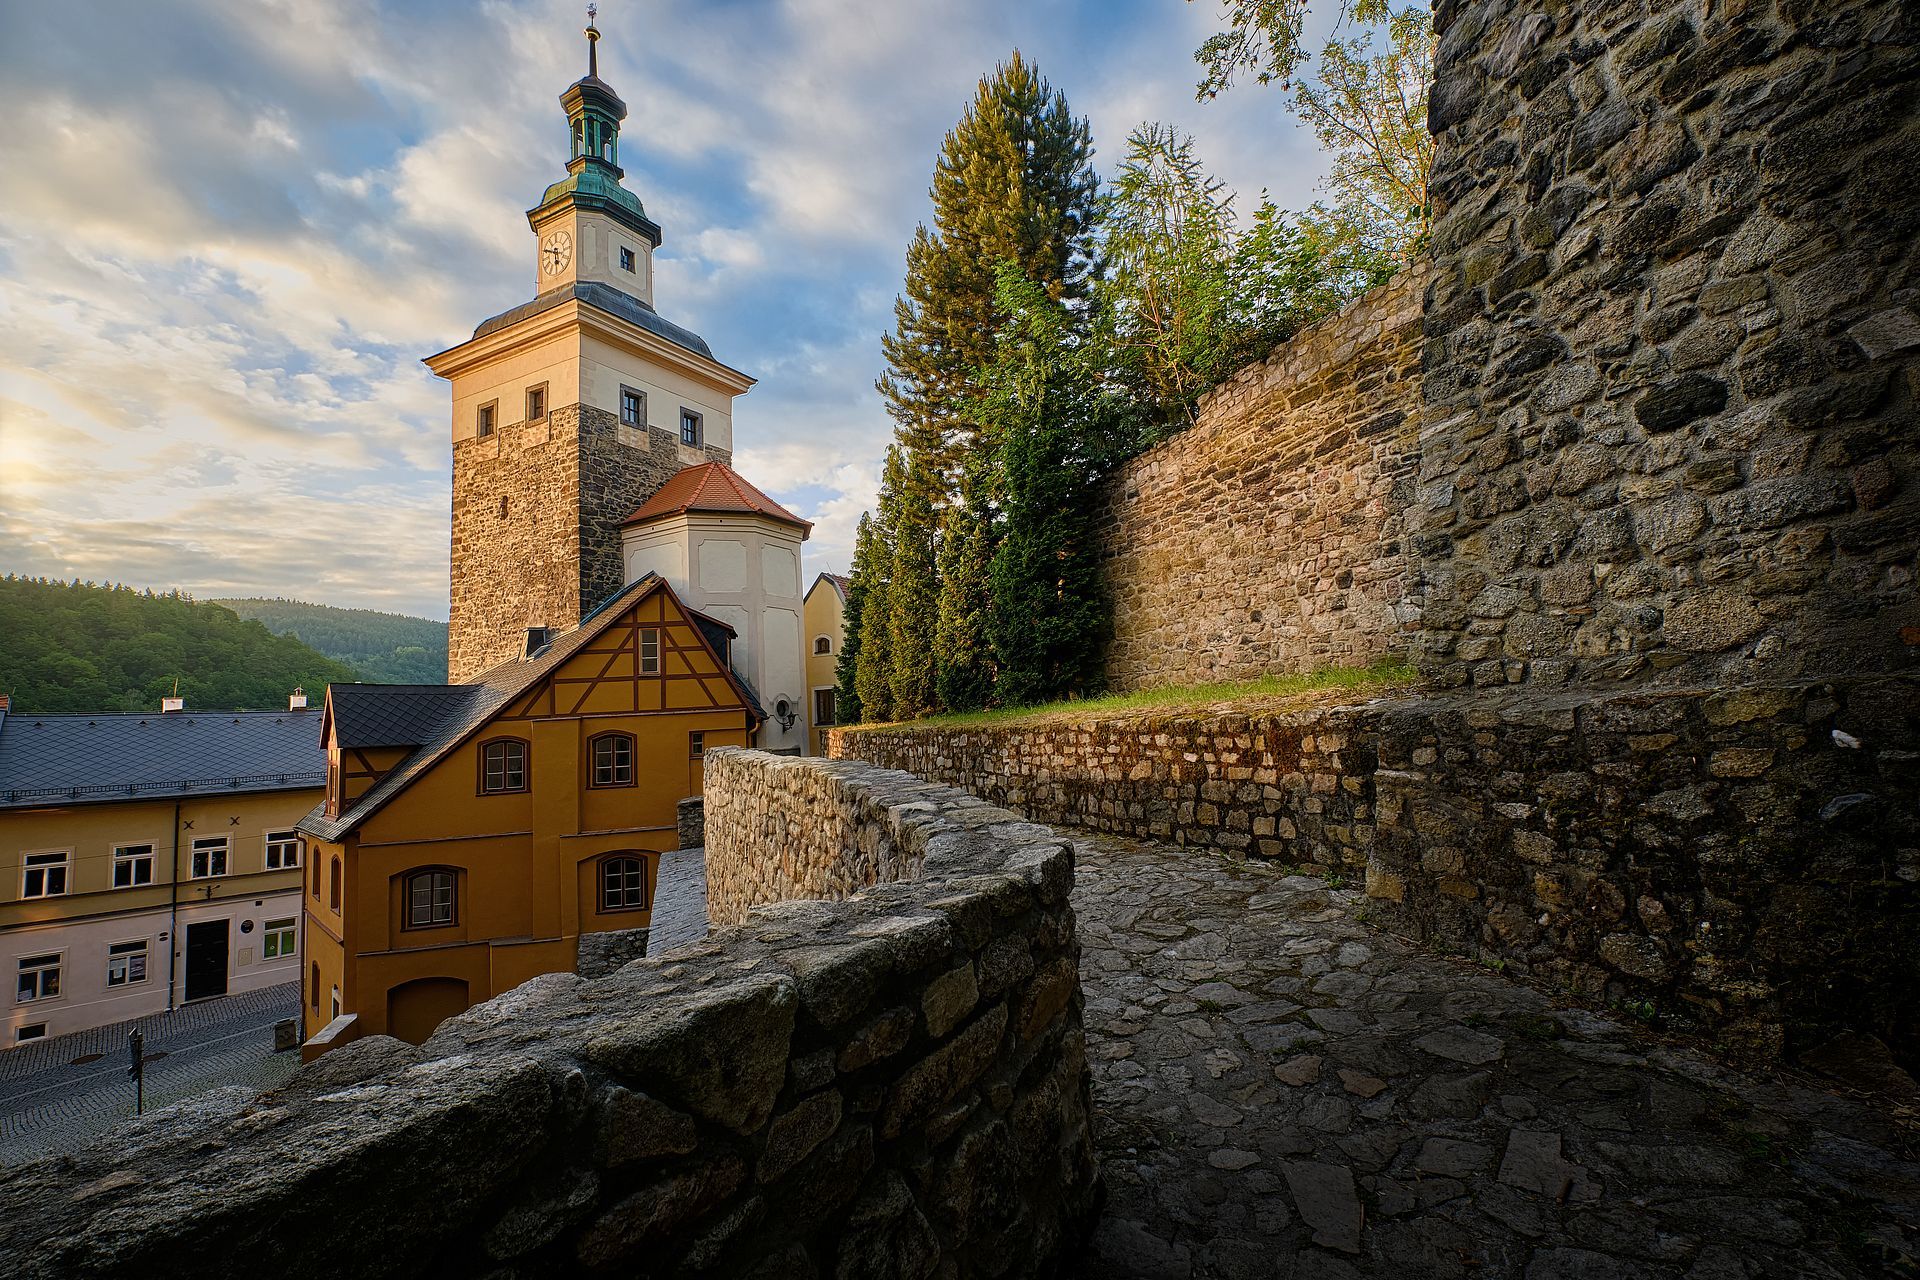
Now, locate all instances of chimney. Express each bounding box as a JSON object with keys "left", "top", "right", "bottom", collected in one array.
[
  {"left": 161, "top": 695, "right": 185, "bottom": 713},
  {"left": 289, "top": 688, "right": 309, "bottom": 711},
  {"left": 524, "top": 626, "right": 551, "bottom": 658},
  {"left": 0, "top": 694, "right": 10, "bottom": 711}
]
